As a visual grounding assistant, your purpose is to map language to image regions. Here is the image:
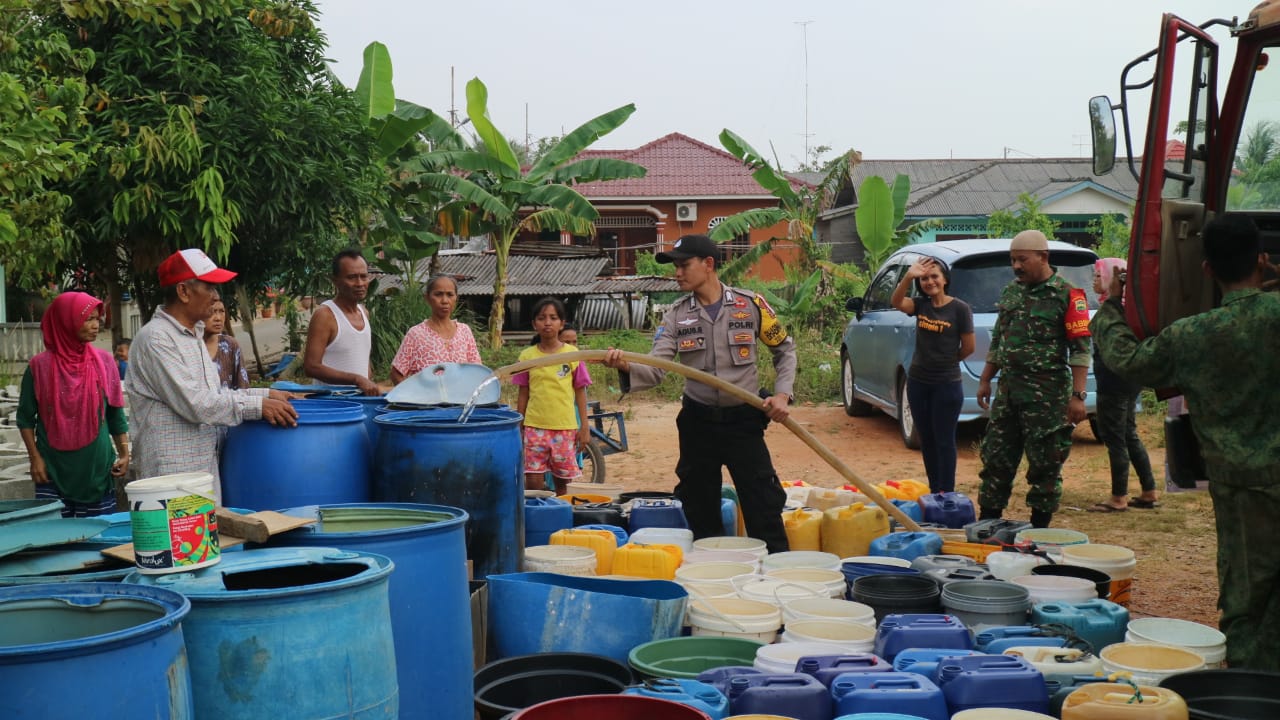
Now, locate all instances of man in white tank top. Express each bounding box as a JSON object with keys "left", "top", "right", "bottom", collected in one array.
[{"left": 303, "top": 249, "right": 379, "bottom": 395}]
